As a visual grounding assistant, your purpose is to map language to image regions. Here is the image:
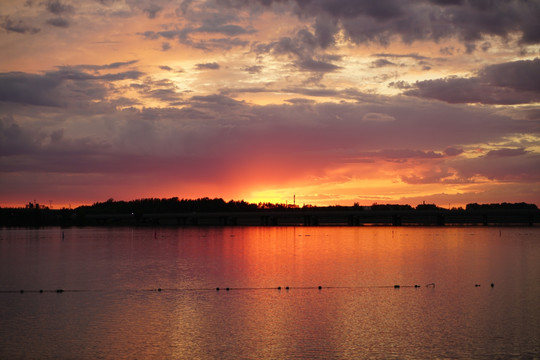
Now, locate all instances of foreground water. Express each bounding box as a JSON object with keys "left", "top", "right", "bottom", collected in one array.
[{"left": 1, "top": 226, "right": 539, "bottom": 359}]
